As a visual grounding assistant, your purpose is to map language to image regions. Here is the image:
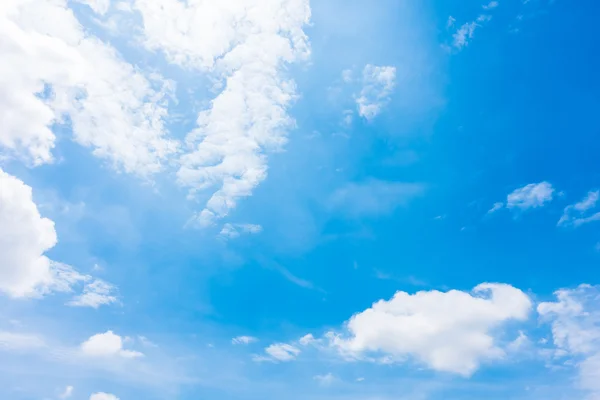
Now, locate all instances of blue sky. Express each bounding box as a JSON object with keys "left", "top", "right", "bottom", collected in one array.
[{"left": 1, "top": 0, "right": 600, "bottom": 399}]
